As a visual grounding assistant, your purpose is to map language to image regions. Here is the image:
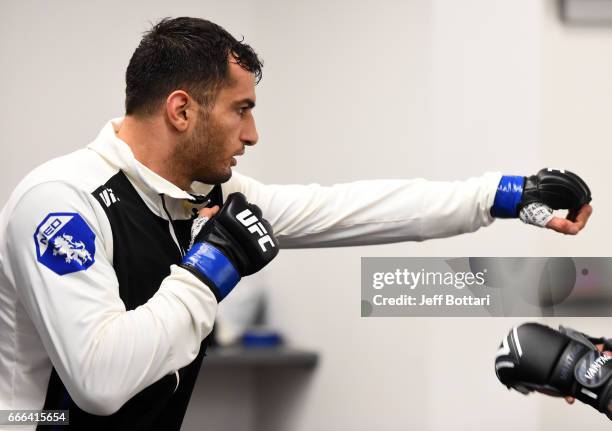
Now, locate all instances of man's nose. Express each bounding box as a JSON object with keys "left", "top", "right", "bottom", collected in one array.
[{"left": 241, "top": 116, "right": 258, "bottom": 146}]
